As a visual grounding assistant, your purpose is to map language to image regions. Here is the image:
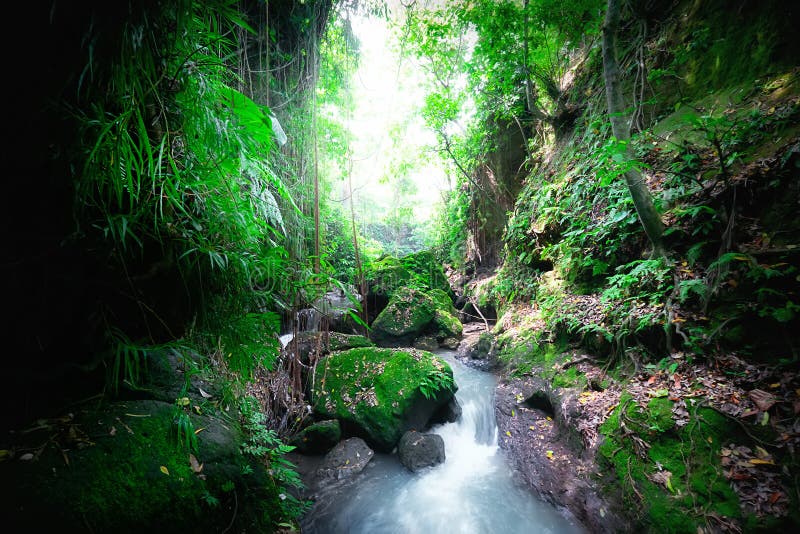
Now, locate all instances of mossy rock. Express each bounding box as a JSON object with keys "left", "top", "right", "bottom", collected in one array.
[
  {"left": 428, "top": 288, "right": 457, "bottom": 316},
  {"left": 370, "top": 288, "right": 437, "bottom": 347},
  {"left": 0, "top": 400, "right": 279, "bottom": 532},
  {"left": 311, "top": 347, "right": 457, "bottom": 452},
  {"left": 433, "top": 310, "right": 463, "bottom": 340}
]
